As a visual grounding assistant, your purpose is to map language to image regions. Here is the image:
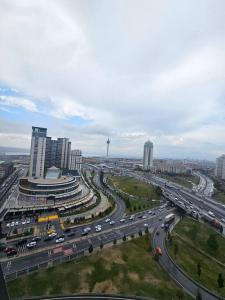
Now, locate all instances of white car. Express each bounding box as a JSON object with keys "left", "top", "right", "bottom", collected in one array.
[
  {"left": 95, "top": 225, "right": 101, "bottom": 229},
  {"left": 142, "top": 215, "right": 147, "bottom": 219},
  {"left": 221, "top": 218, "right": 225, "bottom": 223},
  {"left": 161, "top": 223, "right": 165, "bottom": 228},
  {"left": 208, "top": 211, "right": 215, "bottom": 217},
  {"left": 48, "top": 232, "right": 57, "bottom": 238},
  {"left": 120, "top": 219, "right": 125, "bottom": 223},
  {"left": 6, "top": 223, "right": 11, "bottom": 228},
  {"left": 27, "top": 241, "right": 37, "bottom": 248},
  {"left": 56, "top": 237, "right": 64, "bottom": 243},
  {"left": 129, "top": 215, "right": 134, "bottom": 220},
  {"left": 96, "top": 227, "right": 102, "bottom": 232},
  {"left": 148, "top": 210, "right": 152, "bottom": 214},
  {"left": 10, "top": 222, "right": 15, "bottom": 227},
  {"left": 15, "top": 221, "right": 19, "bottom": 226},
  {"left": 105, "top": 218, "right": 110, "bottom": 223},
  {"left": 26, "top": 219, "right": 31, "bottom": 224},
  {"left": 22, "top": 220, "right": 26, "bottom": 225},
  {"left": 144, "top": 223, "right": 148, "bottom": 227},
  {"left": 109, "top": 221, "right": 115, "bottom": 225}
]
